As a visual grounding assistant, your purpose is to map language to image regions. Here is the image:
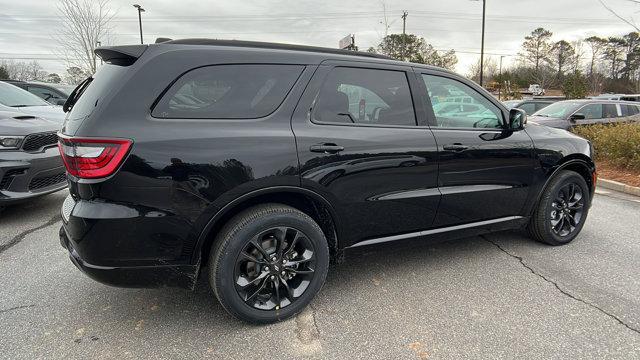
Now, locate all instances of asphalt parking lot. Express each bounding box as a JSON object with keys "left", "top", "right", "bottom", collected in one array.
[{"left": 1, "top": 189, "right": 639, "bottom": 359}]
